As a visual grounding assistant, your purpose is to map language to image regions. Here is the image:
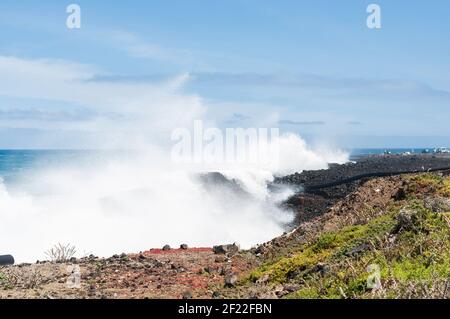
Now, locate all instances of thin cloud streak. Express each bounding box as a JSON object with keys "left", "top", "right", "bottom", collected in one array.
[{"left": 279, "top": 120, "right": 326, "bottom": 126}]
